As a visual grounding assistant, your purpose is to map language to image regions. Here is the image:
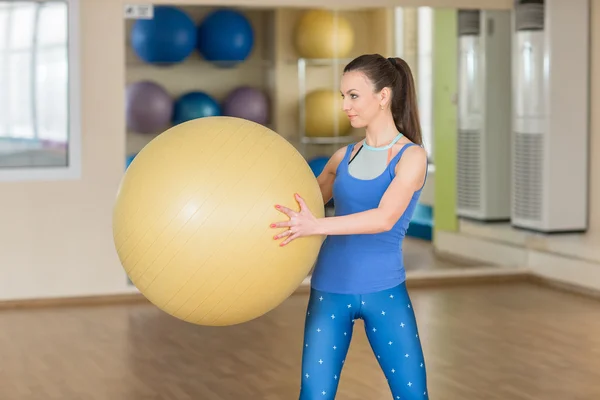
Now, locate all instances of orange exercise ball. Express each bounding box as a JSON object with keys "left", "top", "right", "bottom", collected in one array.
[
  {"left": 294, "top": 10, "right": 354, "bottom": 59},
  {"left": 304, "top": 89, "right": 352, "bottom": 137}
]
